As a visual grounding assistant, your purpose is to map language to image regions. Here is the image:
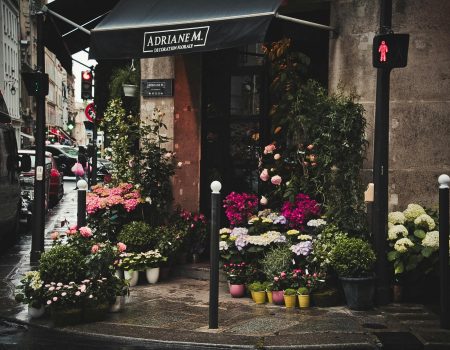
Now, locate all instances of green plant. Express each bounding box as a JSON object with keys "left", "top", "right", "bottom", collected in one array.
[
  {"left": 309, "top": 224, "right": 348, "bottom": 271},
  {"left": 261, "top": 245, "right": 294, "bottom": 280},
  {"left": 39, "top": 245, "right": 86, "bottom": 283},
  {"left": 284, "top": 288, "right": 297, "bottom": 296},
  {"left": 155, "top": 225, "right": 186, "bottom": 262},
  {"left": 118, "top": 250, "right": 167, "bottom": 271},
  {"left": 248, "top": 281, "right": 265, "bottom": 292},
  {"left": 15, "top": 271, "right": 45, "bottom": 308},
  {"left": 117, "top": 221, "right": 157, "bottom": 252},
  {"left": 262, "top": 281, "right": 273, "bottom": 292},
  {"left": 297, "top": 287, "right": 309, "bottom": 295},
  {"left": 330, "top": 237, "right": 376, "bottom": 277}
]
